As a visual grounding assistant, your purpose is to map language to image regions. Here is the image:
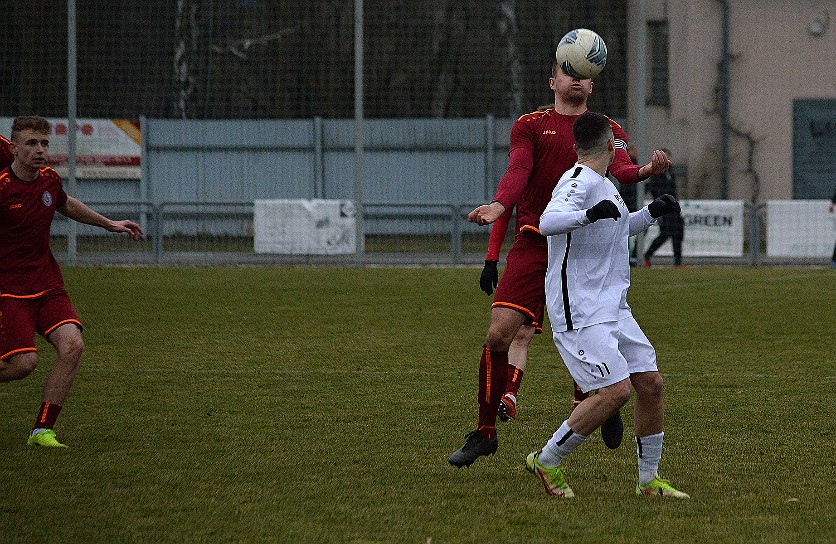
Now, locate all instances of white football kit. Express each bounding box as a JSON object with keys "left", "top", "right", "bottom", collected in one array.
[{"left": 540, "top": 163, "right": 659, "bottom": 392}]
